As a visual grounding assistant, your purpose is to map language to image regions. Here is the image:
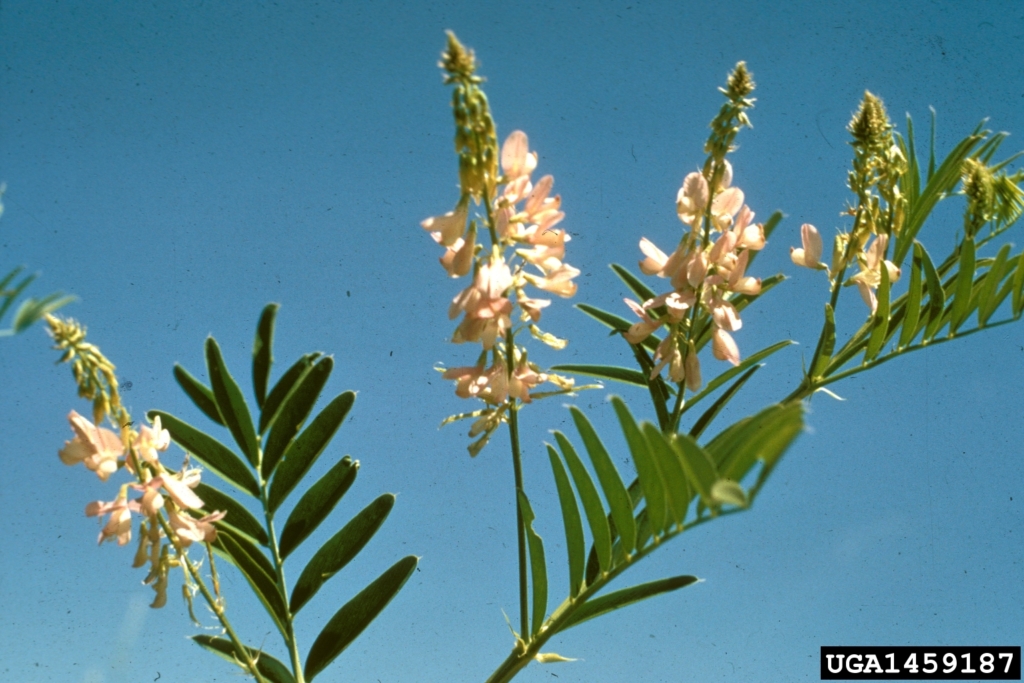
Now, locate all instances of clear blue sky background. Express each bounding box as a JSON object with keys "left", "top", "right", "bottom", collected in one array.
[{"left": 1, "top": 2, "right": 1022, "bottom": 682}]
